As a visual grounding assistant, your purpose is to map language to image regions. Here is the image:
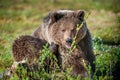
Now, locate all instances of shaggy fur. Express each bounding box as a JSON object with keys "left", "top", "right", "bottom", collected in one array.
[
  {"left": 32, "top": 10, "right": 95, "bottom": 78},
  {"left": 8, "top": 35, "right": 57, "bottom": 76},
  {"left": 12, "top": 35, "right": 46, "bottom": 62},
  {"left": 58, "top": 45, "right": 89, "bottom": 78}
]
